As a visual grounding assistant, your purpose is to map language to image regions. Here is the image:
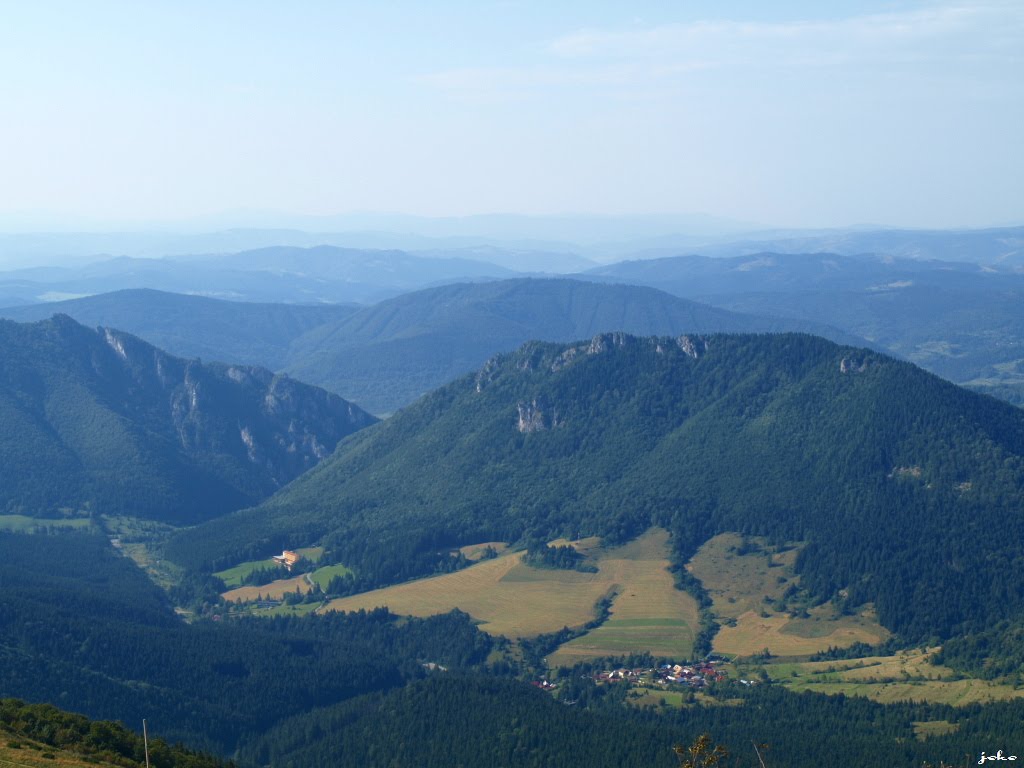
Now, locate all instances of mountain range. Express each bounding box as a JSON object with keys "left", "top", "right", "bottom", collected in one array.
[{"left": 1, "top": 280, "right": 863, "bottom": 414}]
